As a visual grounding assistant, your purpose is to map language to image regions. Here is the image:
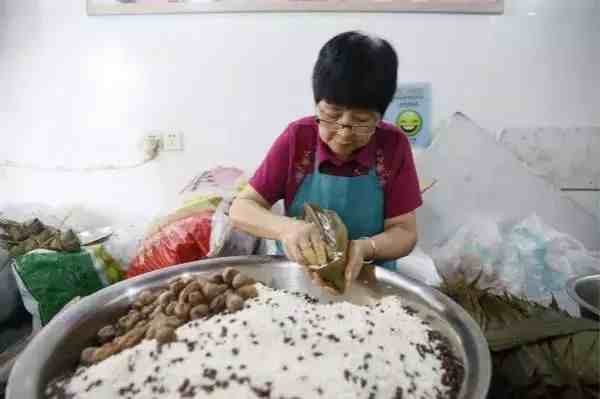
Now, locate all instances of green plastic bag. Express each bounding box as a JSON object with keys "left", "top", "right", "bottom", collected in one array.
[{"left": 11, "top": 245, "right": 124, "bottom": 326}]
